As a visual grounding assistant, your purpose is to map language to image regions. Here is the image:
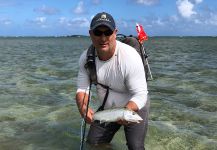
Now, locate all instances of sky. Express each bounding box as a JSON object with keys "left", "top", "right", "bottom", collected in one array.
[{"left": 0, "top": 0, "right": 217, "bottom": 36}]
